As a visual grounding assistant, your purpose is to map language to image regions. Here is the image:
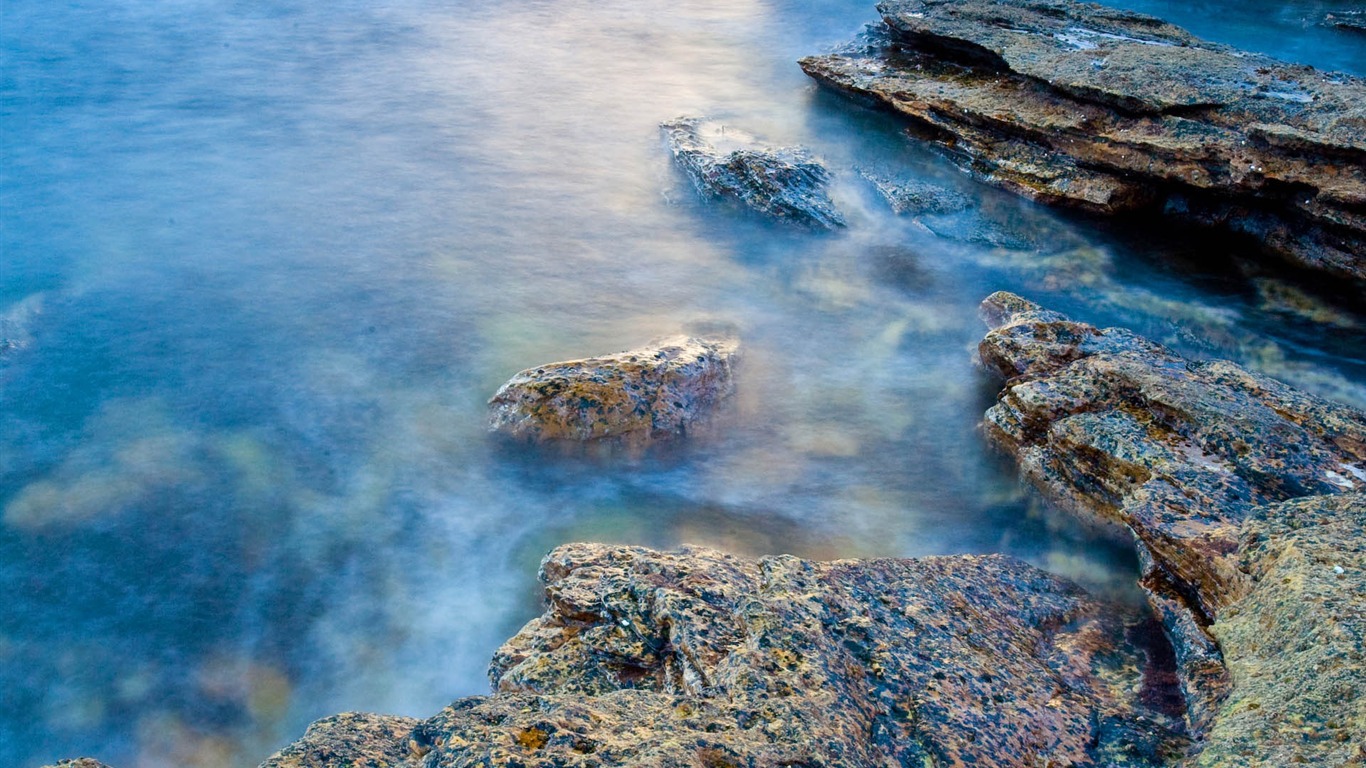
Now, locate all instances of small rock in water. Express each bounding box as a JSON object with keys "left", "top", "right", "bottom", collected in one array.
[
  {"left": 488, "top": 334, "right": 739, "bottom": 444},
  {"left": 661, "top": 117, "right": 846, "bottom": 229},
  {"left": 859, "top": 168, "right": 973, "bottom": 215},
  {"left": 1323, "top": 10, "right": 1366, "bottom": 34}
]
